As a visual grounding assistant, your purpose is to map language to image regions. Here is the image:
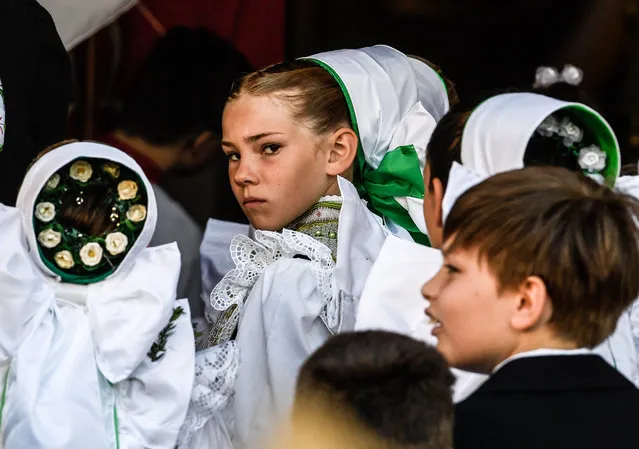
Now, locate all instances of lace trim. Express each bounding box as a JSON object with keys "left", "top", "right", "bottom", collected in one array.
[
  {"left": 201, "top": 229, "right": 335, "bottom": 348},
  {"left": 177, "top": 342, "right": 239, "bottom": 448}
]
